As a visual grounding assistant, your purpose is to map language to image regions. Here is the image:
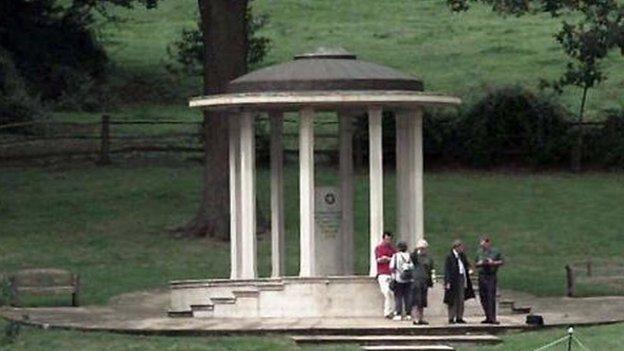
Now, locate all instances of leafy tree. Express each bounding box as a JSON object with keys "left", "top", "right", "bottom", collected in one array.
[
  {"left": 0, "top": 48, "right": 45, "bottom": 128},
  {"left": 0, "top": 0, "right": 157, "bottom": 104},
  {"left": 447, "top": 0, "right": 624, "bottom": 171}
]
